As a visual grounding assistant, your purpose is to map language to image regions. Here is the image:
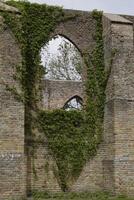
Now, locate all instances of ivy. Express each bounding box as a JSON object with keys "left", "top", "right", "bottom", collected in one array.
[
  {"left": 2, "top": 2, "right": 108, "bottom": 194},
  {"left": 37, "top": 10, "right": 107, "bottom": 191},
  {"left": 38, "top": 110, "right": 87, "bottom": 191},
  {"left": 3, "top": 0, "right": 64, "bottom": 105},
  {"left": 84, "top": 10, "right": 107, "bottom": 149},
  {"left": 2, "top": 1, "right": 64, "bottom": 142}
]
